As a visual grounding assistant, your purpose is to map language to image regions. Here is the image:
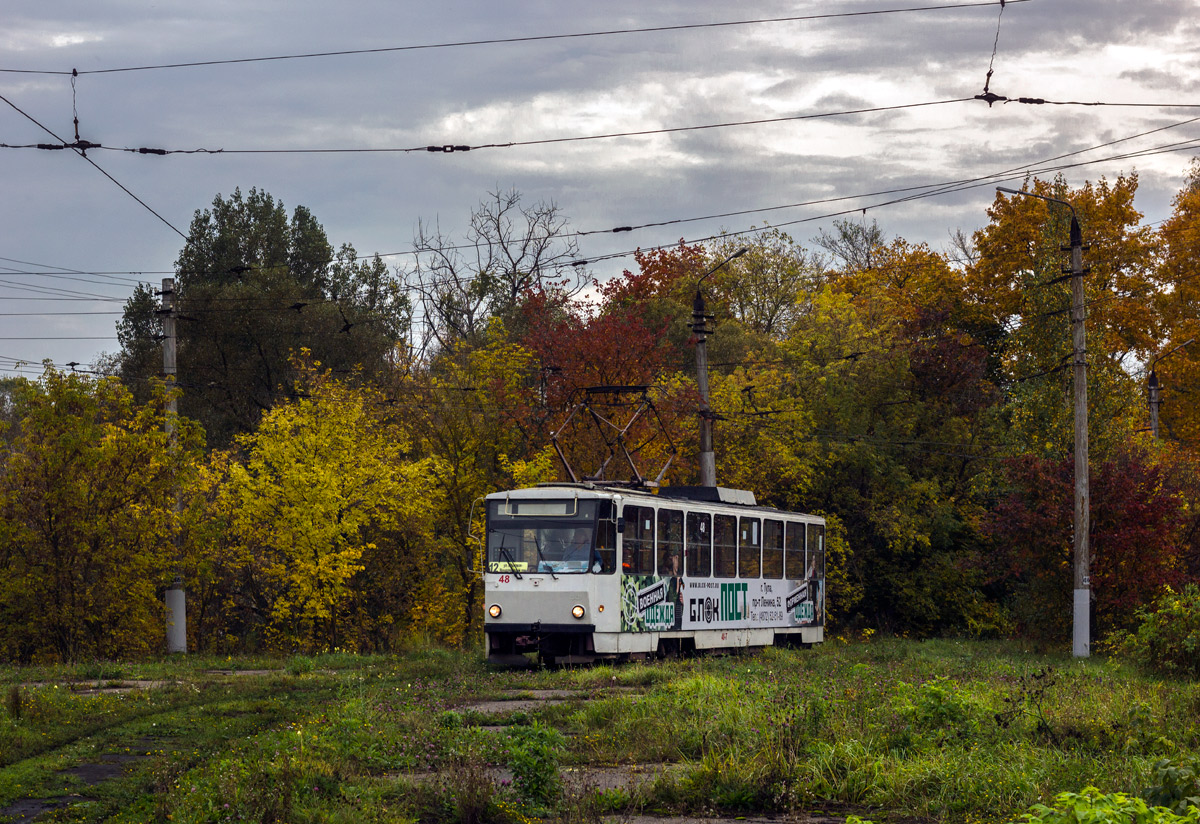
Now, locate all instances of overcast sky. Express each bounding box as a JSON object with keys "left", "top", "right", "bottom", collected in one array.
[{"left": 3, "top": 0, "right": 1199, "bottom": 376}]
